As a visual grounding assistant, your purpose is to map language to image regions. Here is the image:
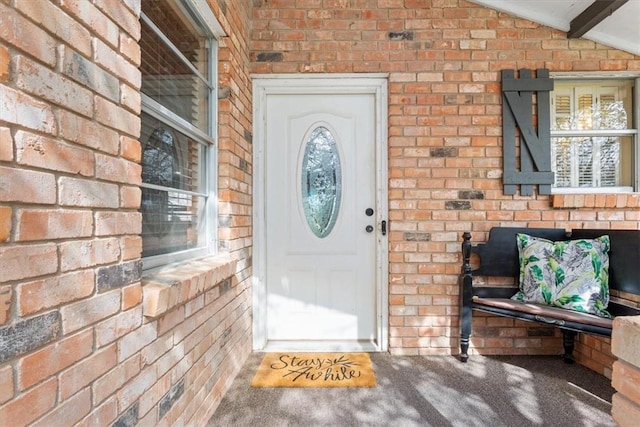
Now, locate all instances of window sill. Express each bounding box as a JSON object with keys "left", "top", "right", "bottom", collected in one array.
[
  {"left": 551, "top": 193, "right": 640, "bottom": 209},
  {"left": 142, "top": 254, "right": 237, "bottom": 319}
]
